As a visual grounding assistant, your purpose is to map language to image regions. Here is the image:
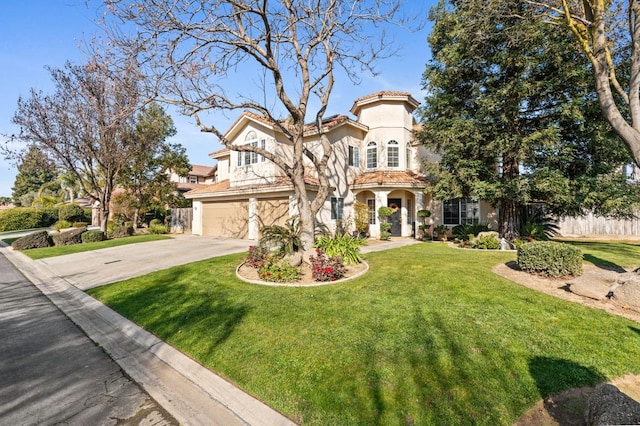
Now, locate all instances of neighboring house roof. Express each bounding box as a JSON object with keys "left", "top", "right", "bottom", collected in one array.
[
  {"left": 189, "top": 164, "right": 216, "bottom": 177},
  {"left": 175, "top": 182, "right": 205, "bottom": 192},
  {"left": 186, "top": 176, "right": 323, "bottom": 199},
  {"left": 351, "top": 171, "right": 428, "bottom": 189}
]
